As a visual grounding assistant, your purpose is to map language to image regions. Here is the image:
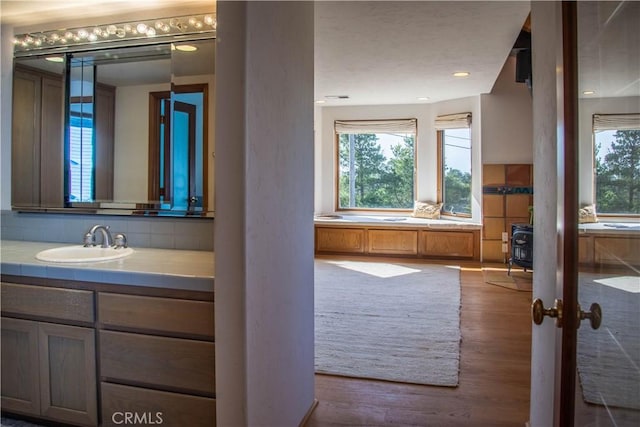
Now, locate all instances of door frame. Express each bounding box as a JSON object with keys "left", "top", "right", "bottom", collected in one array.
[
  {"left": 557, "top": 2, "right": 580, "bottom": 424},
  {"left": 148, "top": 83, "right": 209, "bottom": 209}
]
